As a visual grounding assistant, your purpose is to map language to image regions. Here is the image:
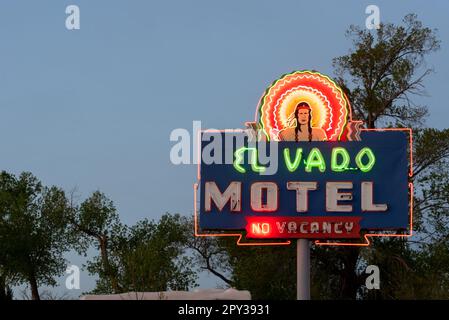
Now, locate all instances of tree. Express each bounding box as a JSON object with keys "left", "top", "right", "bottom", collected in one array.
[
  {"left": 0, "top": 172, "right": 22, "bottom": 300},
  {"left": 68, "top": 190, "right": 122, "bottom": 293},
  {"left": 0, "top": 269, "right": 14, "bottom": 301},
  {"left": 334, "top": 13, "right": 440, "bottom": 129},
  {"left": 0, "top": 171, "right": 72, "bottom": 300},
  {"left": 185, "top": 217, "right": 234, "bottom": 287},
  {"left": 87, "top": 213, "right": 198, "bottom": 294},
  {"left": 224, "top": 239, "right": 296, "bottom": 300},
  {"left": 328, "top": 13, "right": 447, "bottom": 299}
]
